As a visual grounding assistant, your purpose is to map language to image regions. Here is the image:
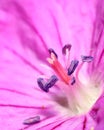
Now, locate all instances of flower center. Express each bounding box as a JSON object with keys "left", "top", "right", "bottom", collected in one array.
[{"left": 37, "top": 44, "right": 102, "bottom": 116}]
